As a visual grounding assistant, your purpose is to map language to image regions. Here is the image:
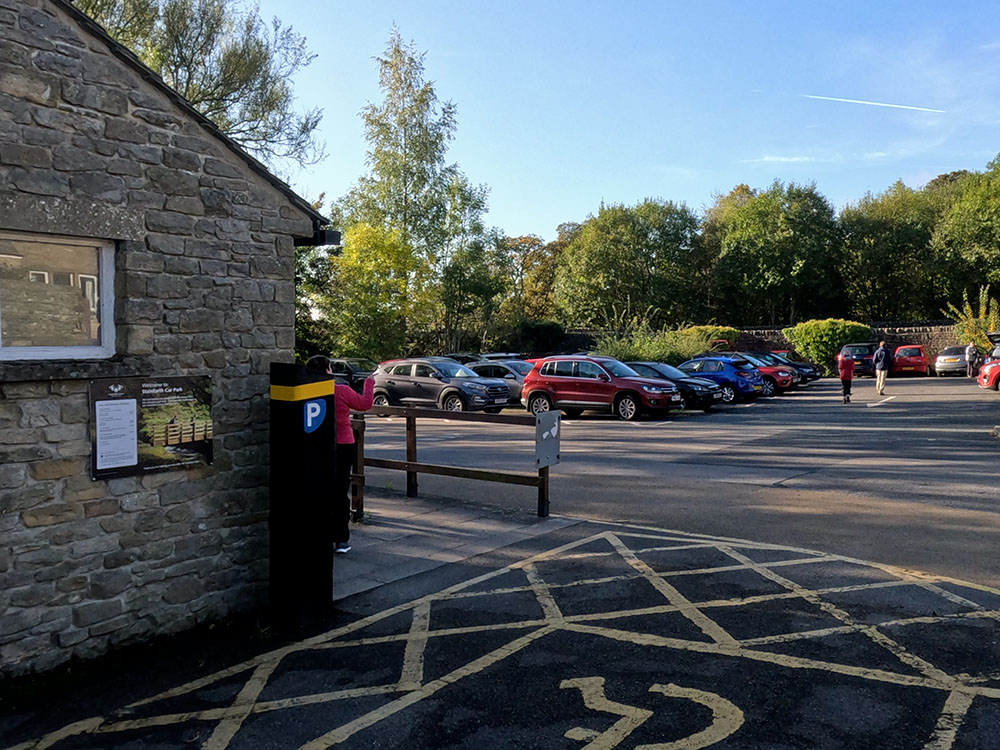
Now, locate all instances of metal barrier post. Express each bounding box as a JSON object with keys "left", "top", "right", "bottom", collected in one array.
[
  {"left": 405, "top": 415, "right": 418, "bottom": 497},
  {"left": 537, "top": 465, "right": 549, "bottom": 518}
]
